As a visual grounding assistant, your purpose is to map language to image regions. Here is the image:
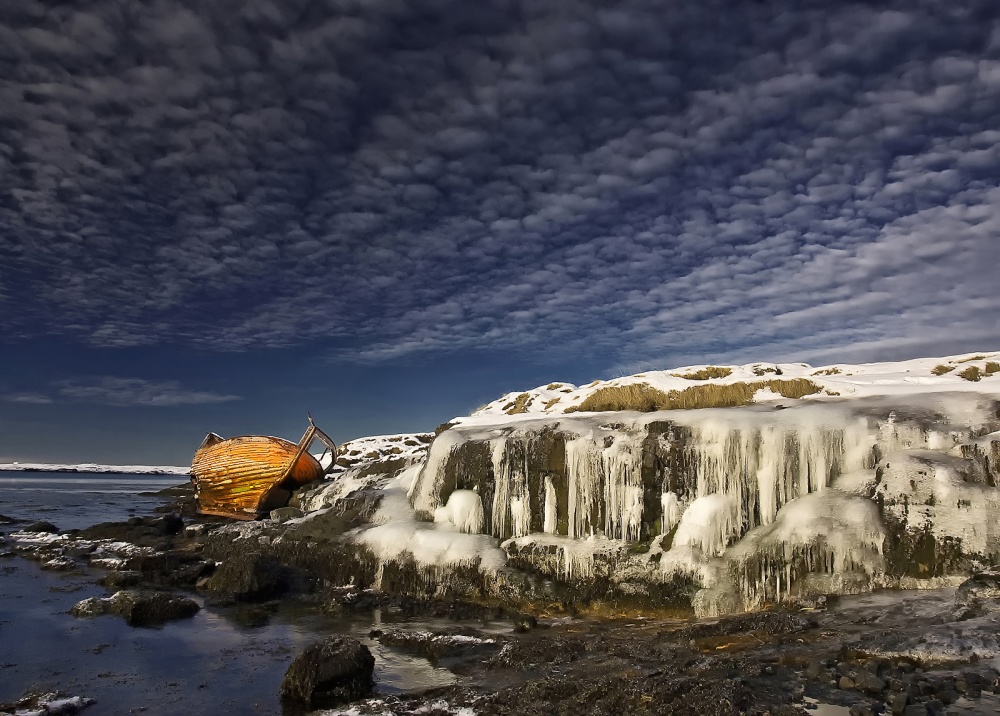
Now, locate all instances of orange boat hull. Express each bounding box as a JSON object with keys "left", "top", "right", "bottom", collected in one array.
[{"left": 190, "top": 435, "right": 324, "bottom": 520}]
